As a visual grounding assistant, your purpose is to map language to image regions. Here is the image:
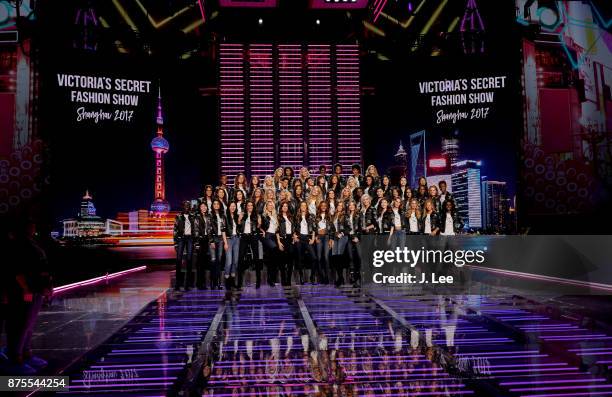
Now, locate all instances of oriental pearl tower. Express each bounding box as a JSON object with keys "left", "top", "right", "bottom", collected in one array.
[{"left": 150, "top": 86, "right": 170, "bottom": 216}]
